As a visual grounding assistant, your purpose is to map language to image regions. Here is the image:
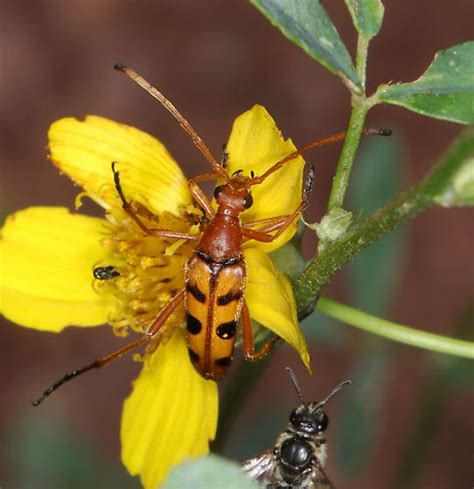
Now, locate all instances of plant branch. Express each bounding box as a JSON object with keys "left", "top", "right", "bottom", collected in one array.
[
  {"left": 355, "top": 34, "right": 369, "bottom": 91},
  {"left": 326, "top": 103, "right": 369, "bottom": 213},
  {"left": 326, "top": 34, "right": 371, "bottom": 213},
  {"left": 296, "top": 126, "right": 474, "bottom": 318}
]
